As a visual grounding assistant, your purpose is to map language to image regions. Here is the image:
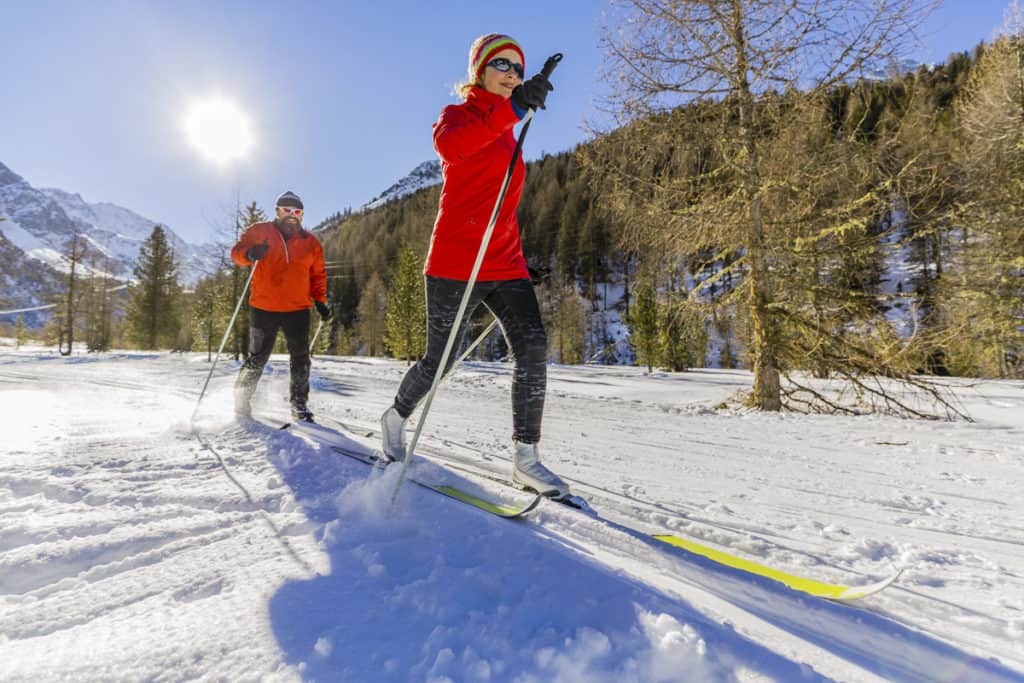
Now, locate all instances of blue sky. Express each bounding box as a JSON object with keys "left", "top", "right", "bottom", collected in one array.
[{"left": 1, "top": 0, "right": 1016, "bottom": 244}]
